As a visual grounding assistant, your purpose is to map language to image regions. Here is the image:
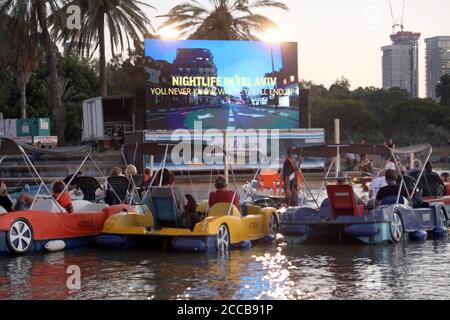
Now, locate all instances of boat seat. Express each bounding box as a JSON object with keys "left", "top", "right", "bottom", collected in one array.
[
  {"left": 72, "top": 200, "right": 108, "bottom": 213},
  {"left": 326, "top": 185, "right": 363, "bottom": 220},
  {"left": 208, "top": 203, "right": 241, "bottom": 218},
  {"left": 149, "top": 187, "right": 183, "bottom": 228},
  {"left": 31, "top": 199, "right": 67, "bottom": 213}
]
